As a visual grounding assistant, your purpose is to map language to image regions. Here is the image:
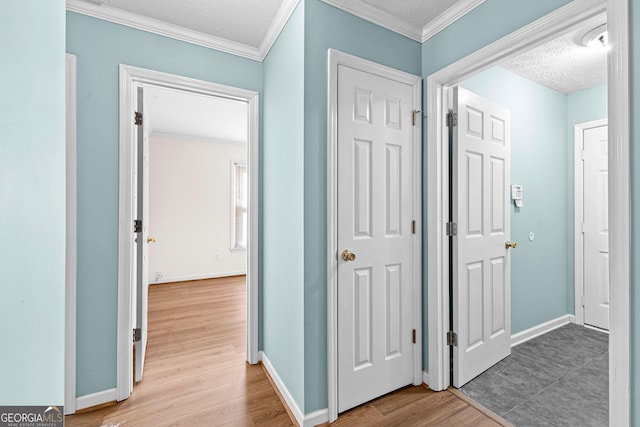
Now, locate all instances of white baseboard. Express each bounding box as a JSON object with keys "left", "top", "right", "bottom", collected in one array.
[
  {"left": 511, "top": 314, "right": 575, "bottom": 347},
  {"left": 151, "top": 271, "right": 246, "bottom": 284},
  {"left": 75, "top": 388, "right": 117, "bottom": 411},
  {"left": 260, "top": 351, "right": 329, "bottom": 427},
  {"left": 422, "top": 371, "right": 430, "bottom": 386}
]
